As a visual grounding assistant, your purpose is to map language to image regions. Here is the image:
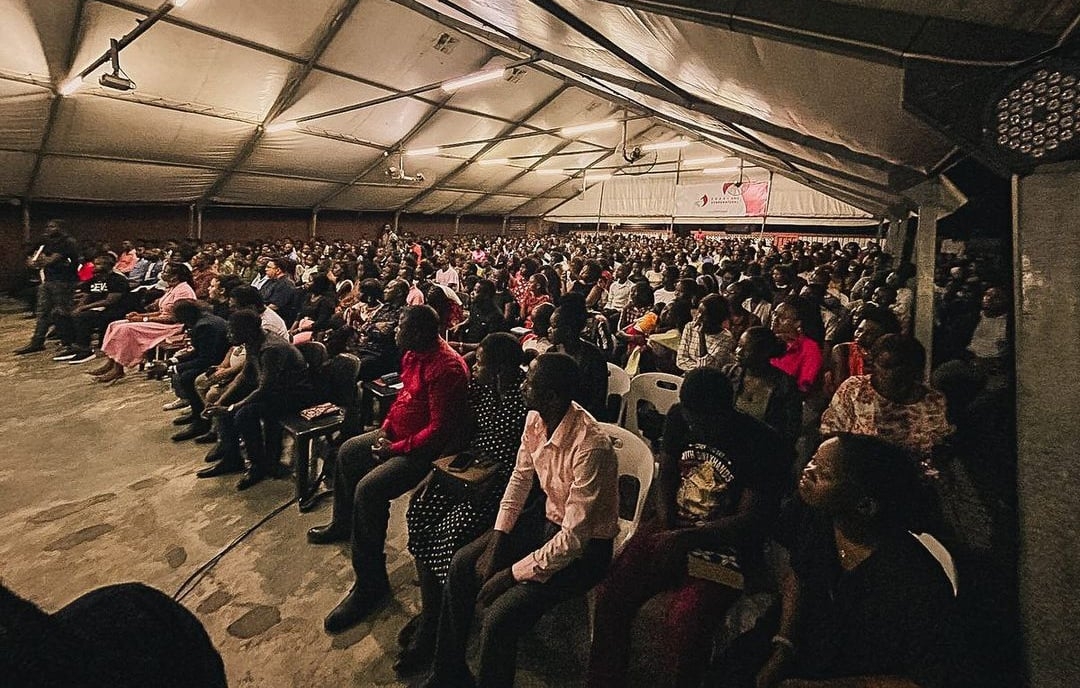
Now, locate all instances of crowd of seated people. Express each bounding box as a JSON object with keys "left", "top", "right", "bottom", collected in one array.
[{"left": 11, "top": 223, "right": 1019, "bottom": 687}]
